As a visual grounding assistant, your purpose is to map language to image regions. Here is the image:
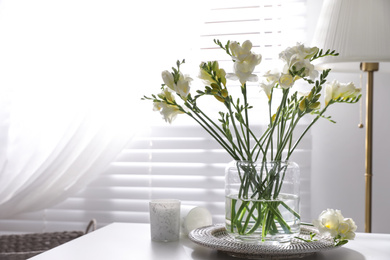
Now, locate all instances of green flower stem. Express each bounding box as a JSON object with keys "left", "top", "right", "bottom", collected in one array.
[
  {"left": 253, "top": 93, "right": 273, "bottom": 161},
  {"left": 225, "top": 100, "right": 249, "bottom": 160},
  {"left": 274, "top": 165, "right": 288, "bottom": 197},
  {"left": 232, "top": 201, "right": 260, "bottom": 233},
  {"left": 250, "top": 176, "right": 272, "bottom": 199},
  {"left": 237, "top": 163, "right": 257, "bottom": 199},
  {"left": 240, "top": 202, "right": 261, "bottom": 235},
  {"left": 242, "top": 84, "right": 251, "bottom": 158},
  {"left": 262, "top": 207, "right": 272, "bottom": 239},
  {"left": 268, "top": 203, "right": 291, "bottom": 233},
  {"left": 276, "top": 103, "right": 288, "bottom": 160},
  {"left": 250, "top": 164, "right": 280, "bottom": 199},
  {"left": 186, "top": 101, "right": 245, "bottom": 160},
  {"left": 242, "top": 203, "right": 258, "bottom": 233},
  {"left": 236, "top": 205, "right": 248, "bottom": 234},
  {"left": 193, "top": 106, "right": 238, "bottom": 150},
  {"left": 188, "top": 119, "right": 240, "bottom": 160},
  {"left": 301, "top": 222, "right": 314, "bottom": 227},
  {"left": 187, "top": 112, "right": 239, "bottom": 159},
  {"left": 246, "top": 203, "right": 262, "bottom": 233},
  {"left": 274, "top": 115, "right": 302, "bottom": 161},
  {"left": 281, "top": 201, "right": 300, "bottom": 220},
  {"left": 230, "top": 196, "right": 297, "bottom": 238},
  {"left": 287, "top": 103, "right": 331, "bottom": 160},
  {"left": 230, "top": 199, "right": 237, "bottom": 232},
  {"left": 272, "top": 98, "right": 301, "bottom": 161},
  {"left": 238, "top": 120, "right": 251, "bottom": 160},
  {"left": 263, "top": 89, "right": 290, "bottom": 162},
  {"left": 251, "top": 127, "right": 270, "bottom": 160},
  {"left": 274, "top": 101, "right": 298, "bottom": 161},
  {"left": 254, "top": 128, "right": 272, "bottom": 161},
  {"left": 268, "top": 88, "right": 275, "bottom": 160},
  {"left": 232, "top": 202, "right": 246, "bottom": 232},
  {"left": 287, "top": 103, "right": 300, "bottom": 155}
]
